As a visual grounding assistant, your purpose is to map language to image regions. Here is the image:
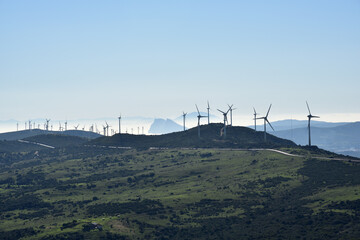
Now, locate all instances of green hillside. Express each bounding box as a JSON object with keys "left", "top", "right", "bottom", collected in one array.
[
  {"left": 0, "top": 144, "right": 359, "bottom": 239},
  {"left": 91, "top": 123, "right": 296, "bottom": 149}
]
